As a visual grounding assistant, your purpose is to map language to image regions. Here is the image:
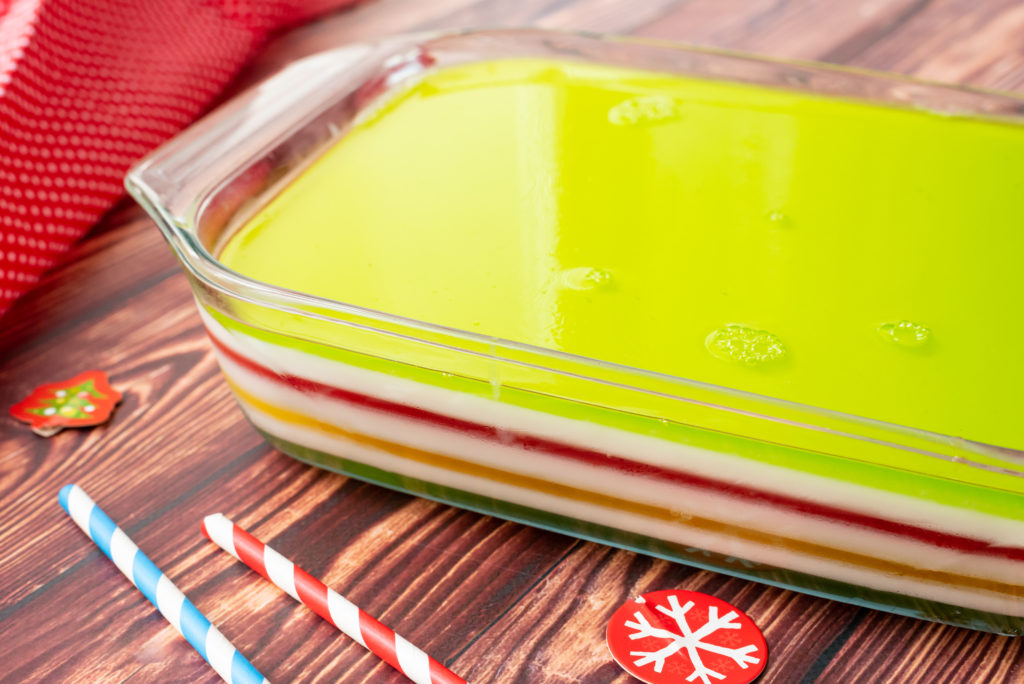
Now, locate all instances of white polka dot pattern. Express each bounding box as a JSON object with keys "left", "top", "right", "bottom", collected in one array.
[{"left": 0, "top": 0, "right": 357, "bottom": 317}]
